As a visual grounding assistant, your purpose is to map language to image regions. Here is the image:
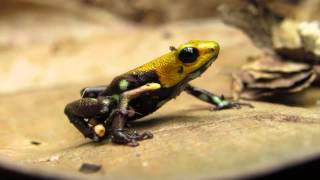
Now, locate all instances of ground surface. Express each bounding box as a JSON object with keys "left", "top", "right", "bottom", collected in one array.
[{"left": 0, "top": 1, "right": 320, "bottom": 179}]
